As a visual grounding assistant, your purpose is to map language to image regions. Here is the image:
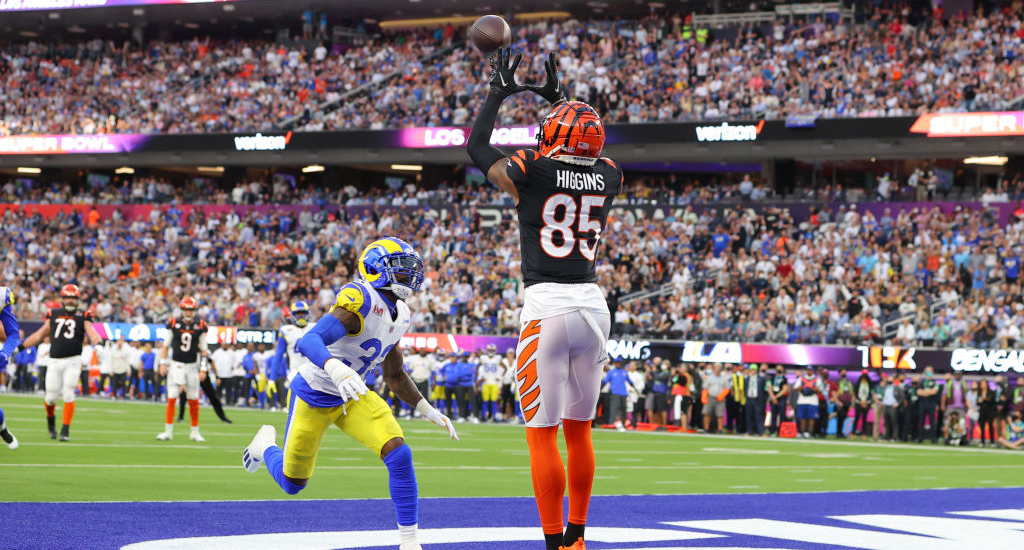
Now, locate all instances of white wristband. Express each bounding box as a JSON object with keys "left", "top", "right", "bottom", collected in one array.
[{"left": 415, "top": 398, "right": 435, "bottom": 417}]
